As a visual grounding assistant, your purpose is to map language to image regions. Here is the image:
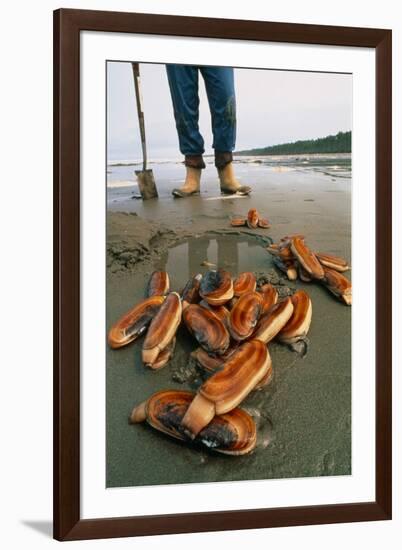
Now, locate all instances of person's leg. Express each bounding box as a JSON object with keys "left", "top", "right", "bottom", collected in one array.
[
  {"left": 200, "top": 66, "right": 251, "bottom": 195},
  {"left": 200, "top": 66, "right": 236, "bottom": 157},
  {"left": 166, "top": 64, "right": 205, "bottom": 197}
]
